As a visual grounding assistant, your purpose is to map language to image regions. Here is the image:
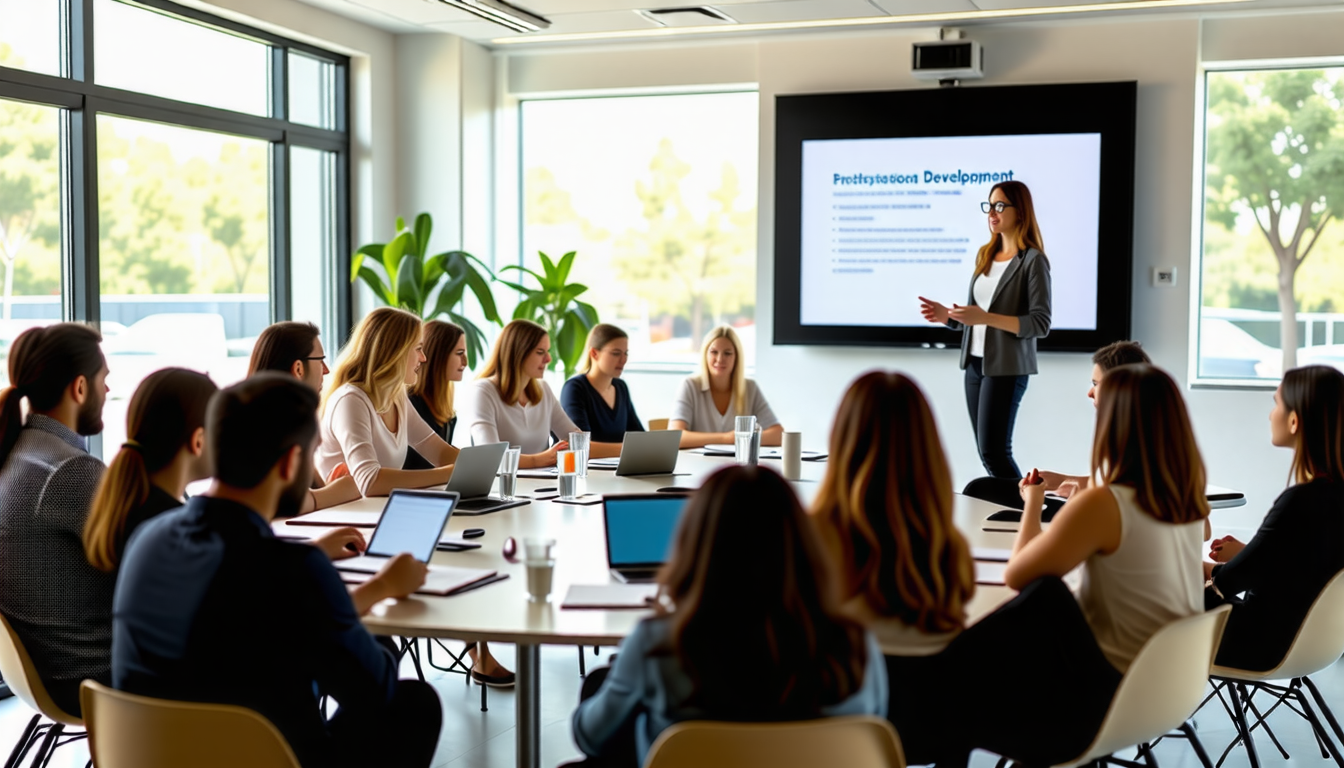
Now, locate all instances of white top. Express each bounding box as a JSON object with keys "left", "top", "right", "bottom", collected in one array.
[
  {"left": 317, "top": 384, "right": 439, "bottom": 495},
  {"left": 970, "top": 258, "right": 1011, "bottom": 358},
  {"left": 844, "top": 598, "right": 959, "bottom": 657},
  {"left": 1078, "top": 484, "right": 1204, "bottom": 672},
  {"left": 461, "top": 378, "right": 579, "bottom": 454},
  {"left": 669, "top": 376, "right": 780, "bottom": 434}
]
